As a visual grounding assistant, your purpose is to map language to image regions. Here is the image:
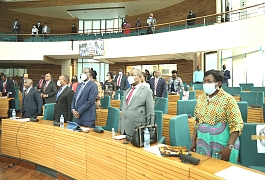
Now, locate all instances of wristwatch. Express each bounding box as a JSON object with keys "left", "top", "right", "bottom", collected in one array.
[{"left": 227, "top": 144, "right": 234, "bottom": 150}]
